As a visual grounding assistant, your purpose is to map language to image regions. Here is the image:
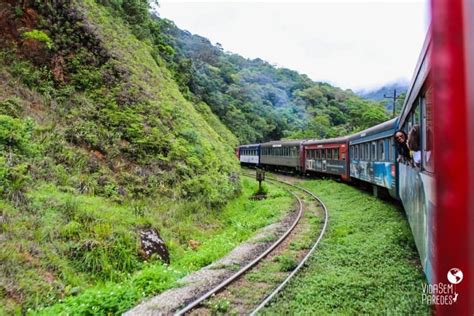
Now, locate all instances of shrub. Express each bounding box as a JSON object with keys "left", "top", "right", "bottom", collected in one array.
[{"left": 22, "top": 29, "right": 53, "bottom": 50}]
